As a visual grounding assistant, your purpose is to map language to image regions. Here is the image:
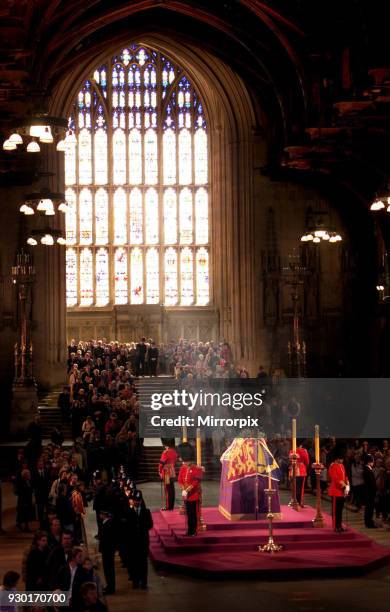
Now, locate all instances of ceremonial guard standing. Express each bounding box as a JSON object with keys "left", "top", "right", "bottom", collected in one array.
[
  {"left": 178, "top": 443, "right": 203, "bottom": 536},
  {"left": 328, "top": 450, "right": 350, "bottom": 532},
  {"left": 158, "top": 441, "right": 178, "bottom": 510},
  {"left": 127, "top": 490, "right": 153, "bottom": 589},
  {"left": 289, "top": 442, "right": 309, "bottom": 507}
]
